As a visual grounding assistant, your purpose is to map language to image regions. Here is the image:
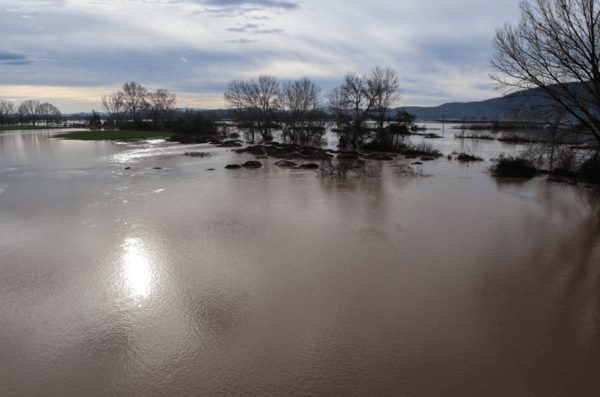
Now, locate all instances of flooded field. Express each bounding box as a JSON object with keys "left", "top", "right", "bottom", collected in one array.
[{"left": 1, "top": 125, "right": 599, "bottom": 396}]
